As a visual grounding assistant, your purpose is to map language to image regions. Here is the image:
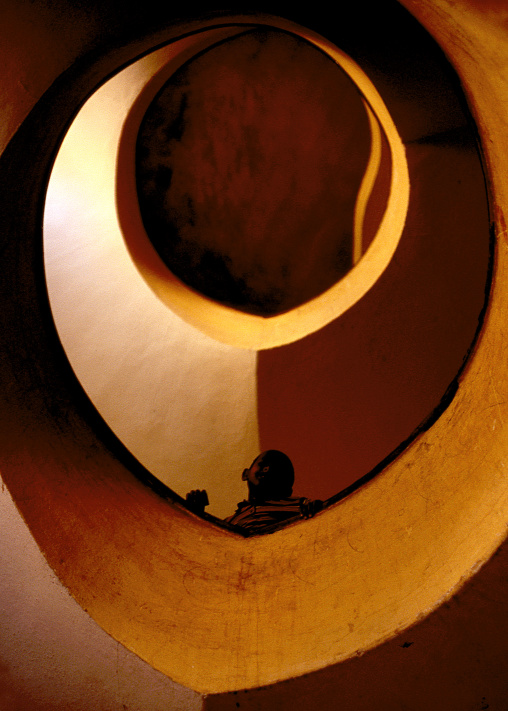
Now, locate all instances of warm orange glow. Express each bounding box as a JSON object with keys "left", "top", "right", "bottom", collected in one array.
[
  {"left": 2, "top": 4, "right": 504, "bottom": 701},
  {"left": 353, "top": 102, "right": 382, "bottom": 264}
]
